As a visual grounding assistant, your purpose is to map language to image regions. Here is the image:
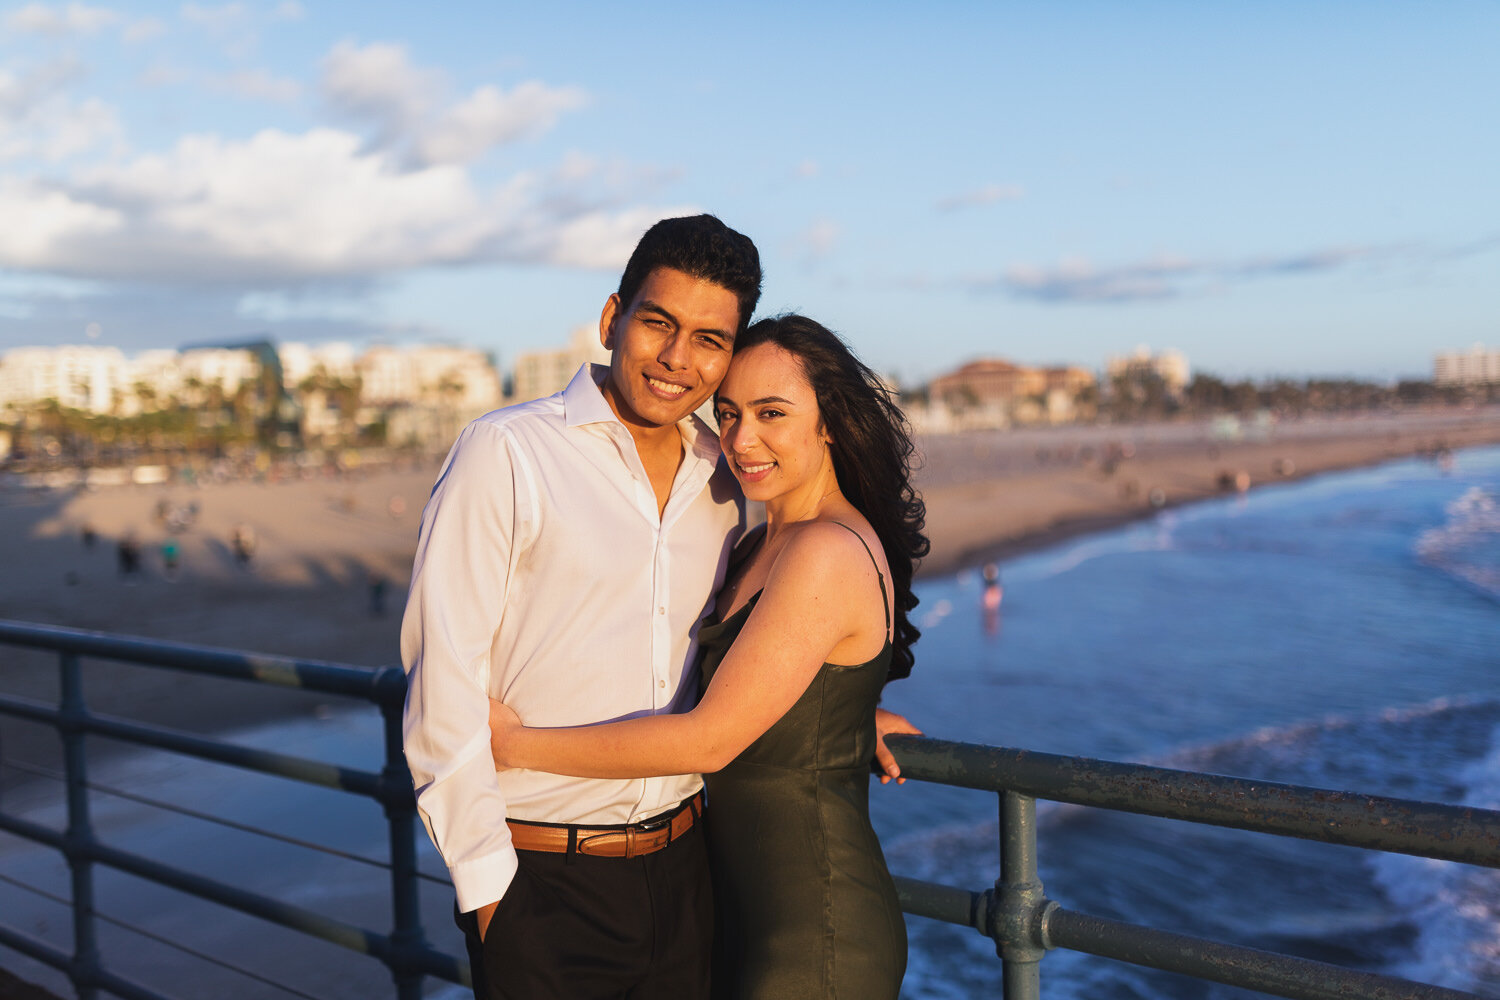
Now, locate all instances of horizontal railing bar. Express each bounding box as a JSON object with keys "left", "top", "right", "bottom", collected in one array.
[
  {"left": 886, "top": 737, "right": 1500, "bottom": 868},
  {"left": 0, "top": 691, "right": 58, "bottom": 726},
  {"left": 893, "top": 875, "right": 988, "bottom": 934},
  {"left": 0, "top": 924, "right": 175, "bottom": 1000},
  {"left": 0, "top": 806, "right": 459, "bottom": 987},
  {"left": 80, "top": 837, "right": 463, "bottom": 984},
  {"left": 0, "top": 620, "right": 394, "bottom": 703},
  {"left": 0, "top": 694, "right": 389, "bottom": 799},
  {"left": 0, "top": 809, "right": 64, "bottom": 849},
  {"left": 89, "top": 711, "right": 388, "bottom": 800},
  {"left": 1, "top": 757, "right": 402, "bottom": 874},
  {"left": 0, "top": 864, "right": 329, "bottom": 1000},
  {"left": 1044, "top": 905, "right": 1480, "bottom": 1000}
]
